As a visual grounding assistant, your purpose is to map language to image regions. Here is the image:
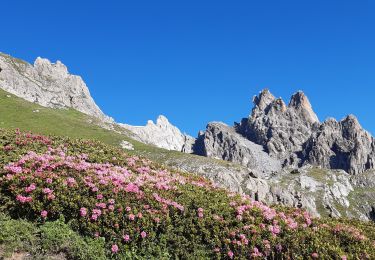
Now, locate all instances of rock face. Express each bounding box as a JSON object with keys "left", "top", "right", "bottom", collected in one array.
[
  {"left": 119, "top": 115, "right": 195, "bottom": 152},
  {"left": 194, "top": 122, "right": 281, "bottom": 178},
  {"left": 303, "top": 115, "right": 375, "bottom": 174},
  {"left": 0, "top": 52, "right": 112, "bottom": 122},
  {"left": 197, "top": 89, "right": 375, "bottom": 175},
  {"left": 236, "top": 89, "right": 319, "bottom": 166}
]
